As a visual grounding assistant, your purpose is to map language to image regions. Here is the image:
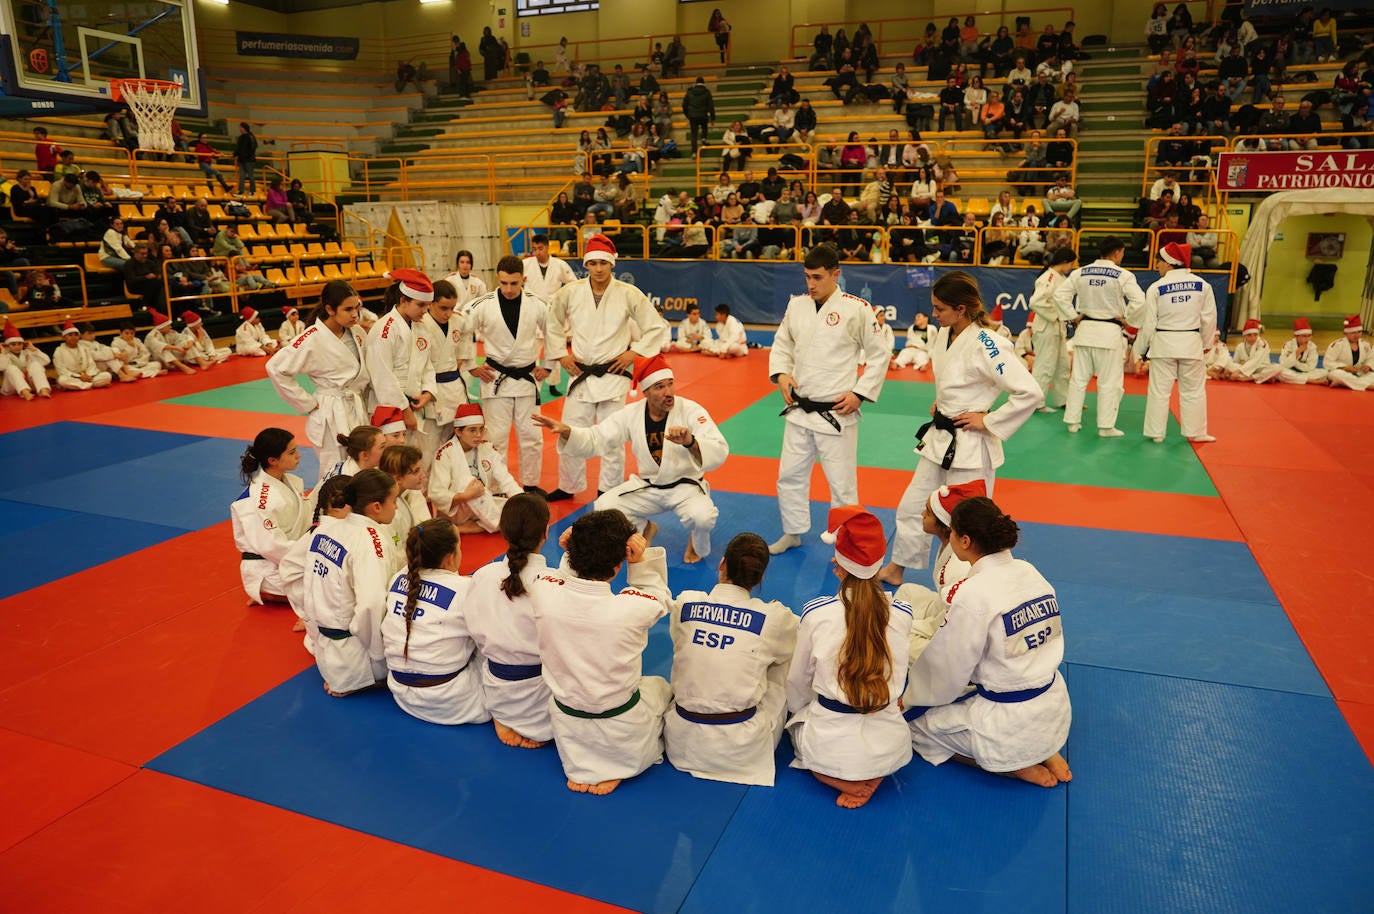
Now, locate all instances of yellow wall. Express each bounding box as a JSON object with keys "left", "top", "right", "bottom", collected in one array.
[{"left": 1260, "top": 213, "right": 1372, "bottom": 322}]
